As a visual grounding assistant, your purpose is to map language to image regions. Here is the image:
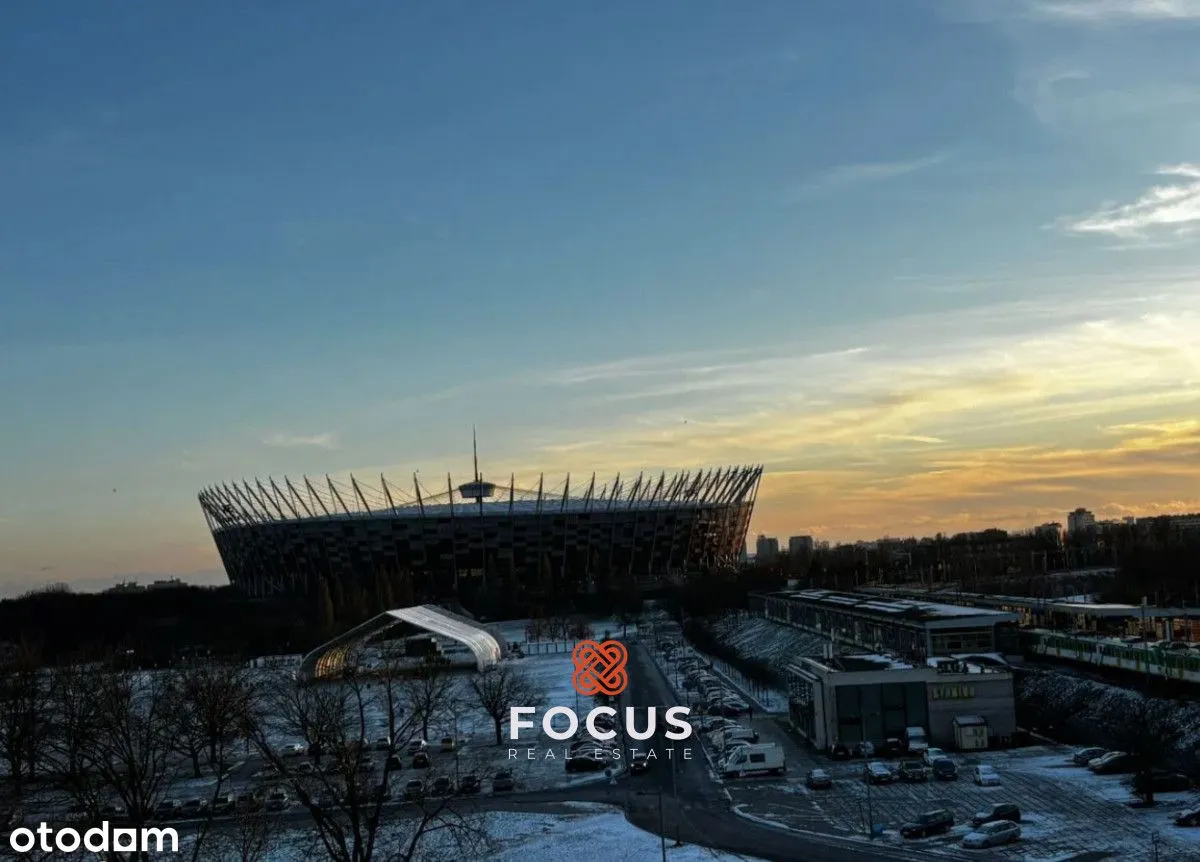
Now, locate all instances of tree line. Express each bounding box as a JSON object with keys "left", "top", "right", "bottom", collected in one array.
[{"left": 0, "top": 642, "right": 548, "bottom": 862}]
